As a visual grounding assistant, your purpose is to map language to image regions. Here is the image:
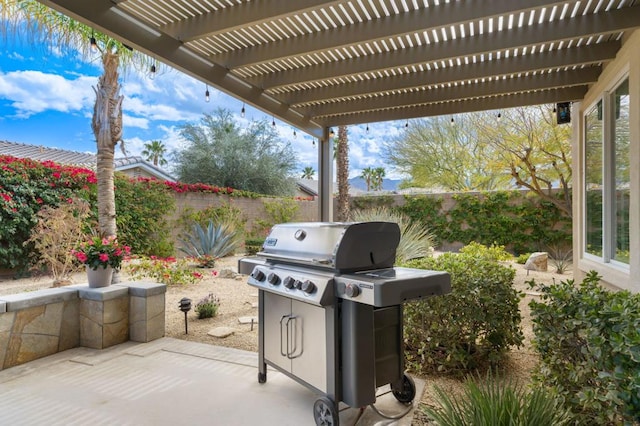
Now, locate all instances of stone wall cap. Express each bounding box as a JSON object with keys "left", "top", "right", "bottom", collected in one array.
[
  {"left": 73, "top": 285, "right": 129, "bottom": 301},
  {"left": 0, "top": 287, "right": 79, "bottom": 311},
  {"left": 115, "top": 281, "right": 167, "bottom": 297},
  {"left": 0, "top": 300, "right": 6, "bottom": 313}
]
